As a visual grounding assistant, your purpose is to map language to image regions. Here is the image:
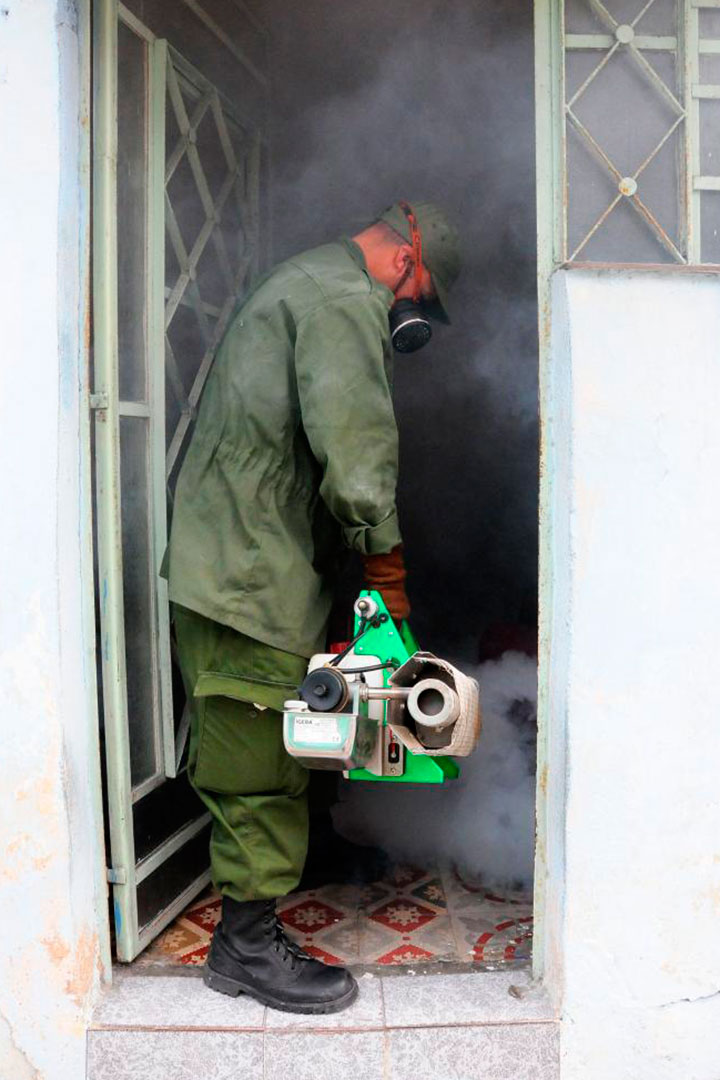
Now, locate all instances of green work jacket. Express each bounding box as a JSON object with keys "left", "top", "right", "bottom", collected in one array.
[{"left": 167, "top": 237, "right": 403, "bottom": 658}]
